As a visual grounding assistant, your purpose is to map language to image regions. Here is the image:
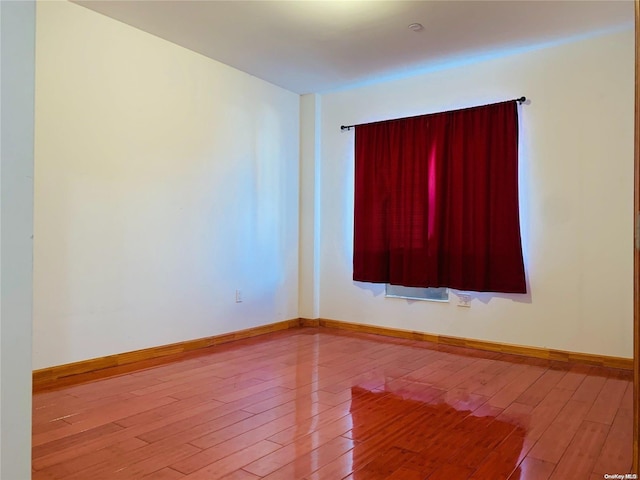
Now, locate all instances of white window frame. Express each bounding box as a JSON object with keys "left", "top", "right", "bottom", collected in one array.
[{"left": 385, "top": 284, "right": 449, "bottom": 302}]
